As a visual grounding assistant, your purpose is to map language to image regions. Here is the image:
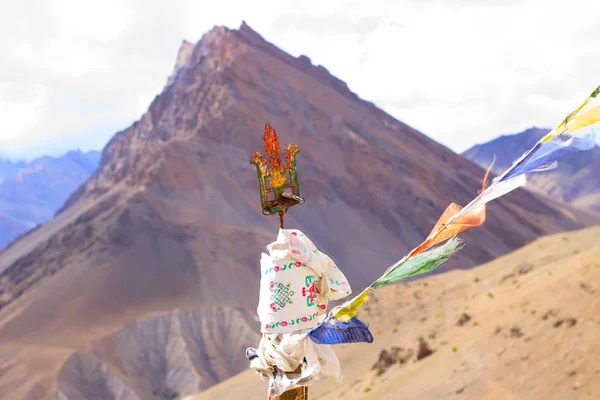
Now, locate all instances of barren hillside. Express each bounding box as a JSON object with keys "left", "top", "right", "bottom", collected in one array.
[{"left": 194, "top": 225, "right": 600, "bottom": 400}]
